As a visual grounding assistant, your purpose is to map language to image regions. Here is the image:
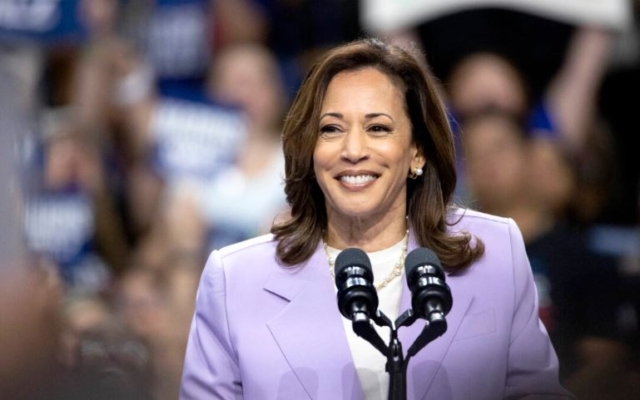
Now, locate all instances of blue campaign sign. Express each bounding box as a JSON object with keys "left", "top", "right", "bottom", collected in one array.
[
  {"left": 150, "top": 95, "right": 246, "bottom": 182},
  {"left": 143, "top": 0, "right": 211, "bottom": 80},
  {"left": 23, "top": 190, "right": 95, "bottom": 267},
  {"left": 23, "top": 189, "right": 112, "bottom": 291},
  {"left": 0, "top": 0, "right": 86, "bottom": 44}
]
